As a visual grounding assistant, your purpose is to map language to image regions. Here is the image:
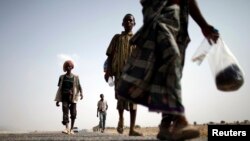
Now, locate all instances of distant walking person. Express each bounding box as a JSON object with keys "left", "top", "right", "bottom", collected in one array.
[
  {"left": 55, "top": 60, "right": 83, "bottom": 135},
  {"left": 97, "top": 94, "right": 108, "bottom": 133}
]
